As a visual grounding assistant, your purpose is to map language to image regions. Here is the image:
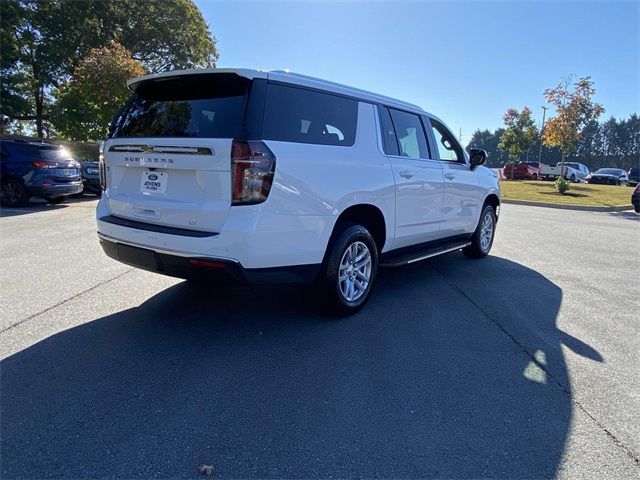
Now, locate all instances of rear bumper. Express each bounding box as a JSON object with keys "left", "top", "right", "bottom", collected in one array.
[
  {"left": 99, "top": 235, "right": 321, "bottom": 285},
  {"left": 83, "top": 177, "right": 101, "bottom": 192},
  {"left": 27, "top": 181, "right": 83, "bottom": 198}
]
